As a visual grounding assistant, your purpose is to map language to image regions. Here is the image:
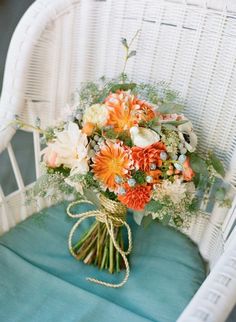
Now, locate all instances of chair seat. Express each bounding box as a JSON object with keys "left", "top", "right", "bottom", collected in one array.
[{"left": 0, "top": 202, "right": 206, "bottom": 322}]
